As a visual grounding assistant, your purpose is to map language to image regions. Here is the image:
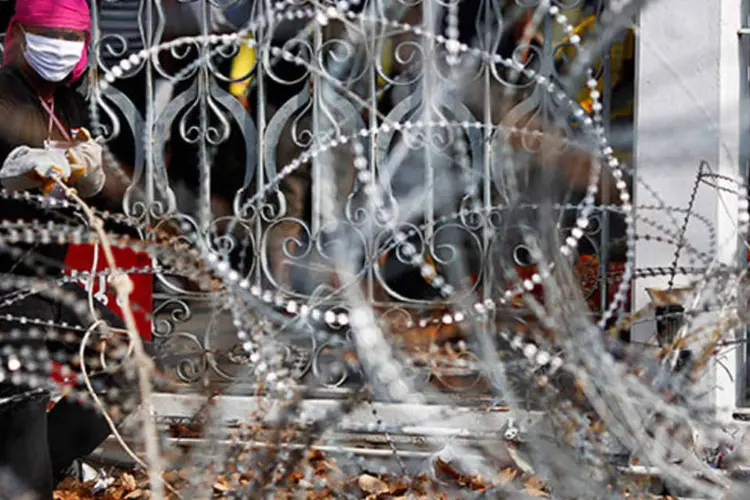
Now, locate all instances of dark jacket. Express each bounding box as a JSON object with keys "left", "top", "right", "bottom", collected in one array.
[
  {"left": 0, "top": 64, "right": 91, "bottom": 278},
  {"left": 0, "top": 67, "right": 129, "bottom": 500}
]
